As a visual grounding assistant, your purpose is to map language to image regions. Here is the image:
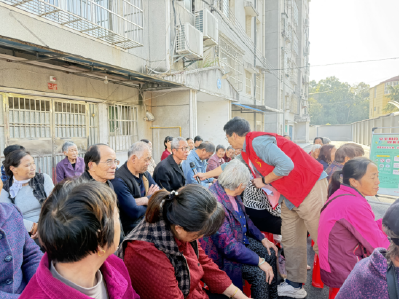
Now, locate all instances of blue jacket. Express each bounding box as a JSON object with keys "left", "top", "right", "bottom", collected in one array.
[
  {"left": 199, "top": 182, "right": 265, "bottom": 289},
  {"left": 182, "top": 150, "right": 213, "bottom": 187},
  {"left": 0, "top": 203, "right": 43, "bottom": 298}
]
